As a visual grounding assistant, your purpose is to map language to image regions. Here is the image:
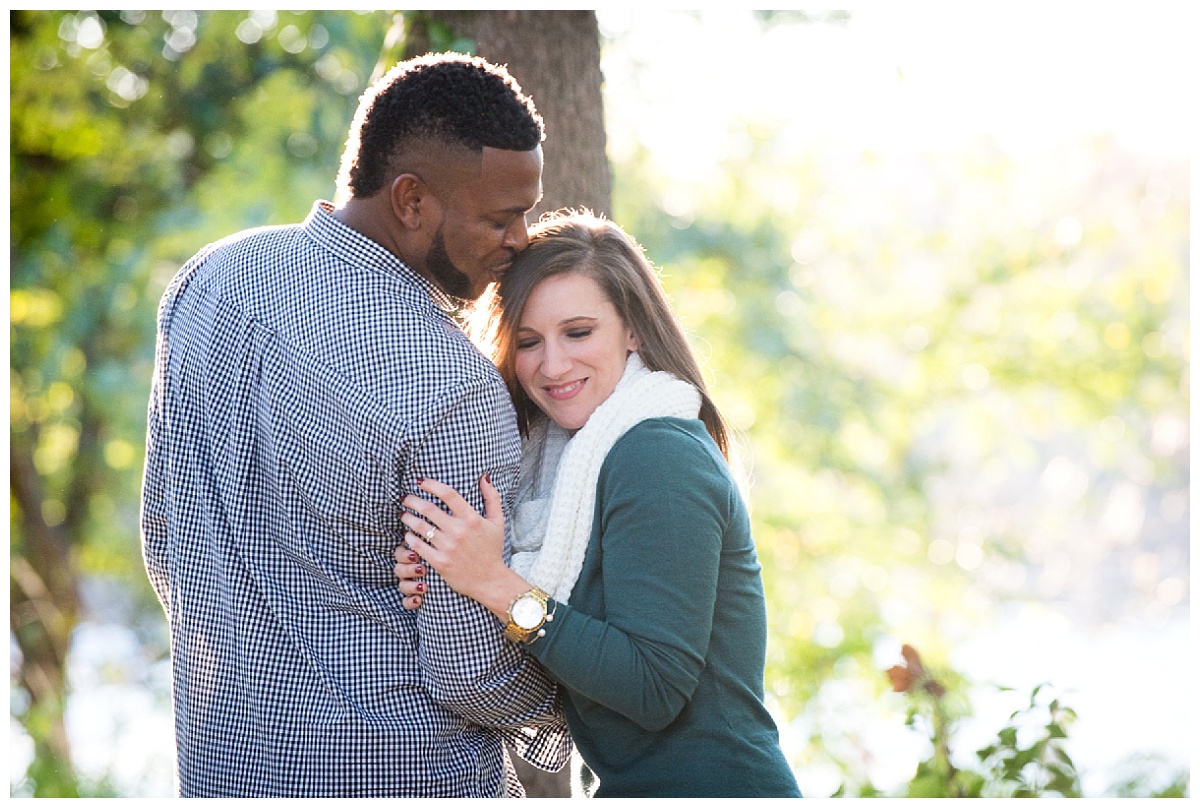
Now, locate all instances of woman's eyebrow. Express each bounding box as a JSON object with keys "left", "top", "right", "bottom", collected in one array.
[{"left": 517, "top": 315, "right": 599, "bottom": 333}]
